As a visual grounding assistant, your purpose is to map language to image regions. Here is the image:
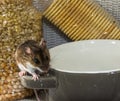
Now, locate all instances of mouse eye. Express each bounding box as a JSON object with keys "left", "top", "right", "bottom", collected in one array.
[{"left": 33, "top": 58, "right": 40, "bottom": 64}]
